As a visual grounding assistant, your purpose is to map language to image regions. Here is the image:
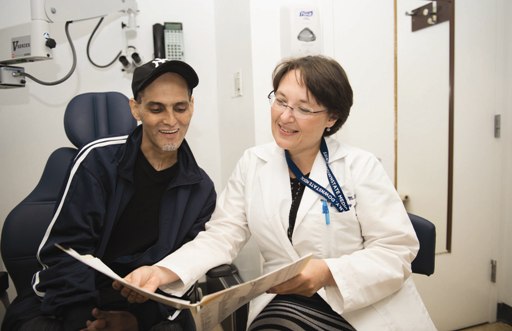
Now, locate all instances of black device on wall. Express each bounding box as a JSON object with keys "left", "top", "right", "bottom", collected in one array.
[
  {"left": 152, "top": 23, "right": 166, "bottom": 59},
  {"left": 152, "top": 22, "right": 184, "bottom": 60}
]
